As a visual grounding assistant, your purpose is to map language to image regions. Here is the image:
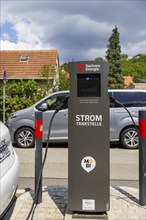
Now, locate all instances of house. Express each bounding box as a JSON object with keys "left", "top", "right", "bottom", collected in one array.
[
  {"left": 123, "top": 76, "right": 133, "bottom": 87},
  {"left": 123, "top": 76, "right": 146, "bottom": 90},
  {"left": 0, "top": 50, "right": 59, "bottom": 81}
]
